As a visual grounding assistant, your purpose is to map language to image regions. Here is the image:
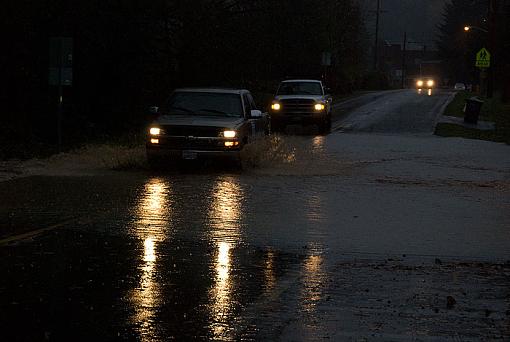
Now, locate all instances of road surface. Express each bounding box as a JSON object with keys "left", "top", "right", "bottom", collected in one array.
[{"left": 1, "top": 89, "right": 509, "bottom": 341}]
